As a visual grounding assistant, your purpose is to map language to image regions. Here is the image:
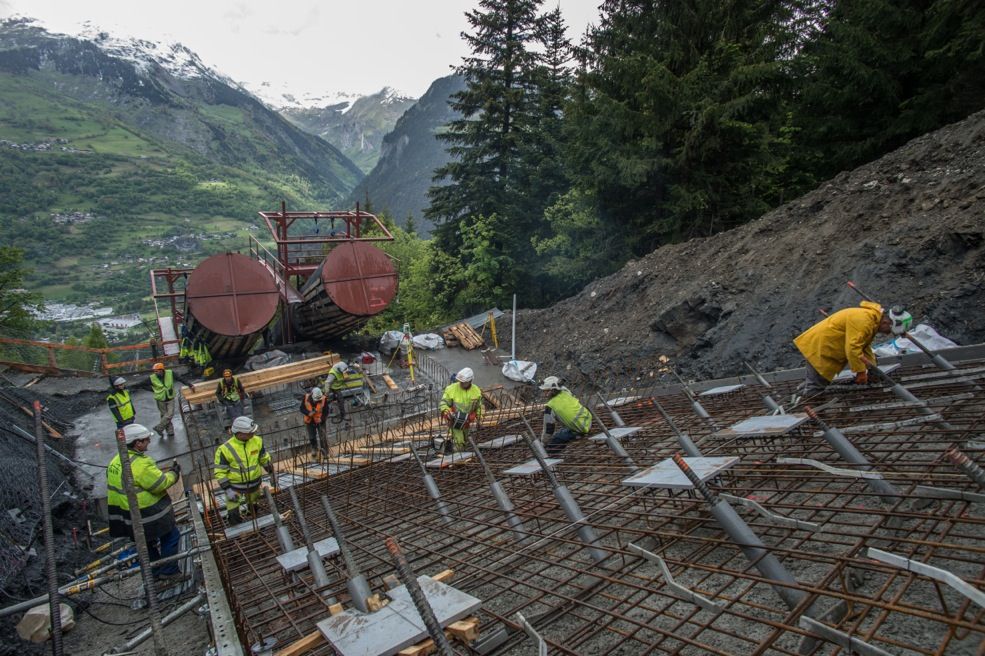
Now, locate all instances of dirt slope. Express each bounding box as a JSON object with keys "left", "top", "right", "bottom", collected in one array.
[{"left": 515, "top": 110, "right": 985, "bottom": 383}]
